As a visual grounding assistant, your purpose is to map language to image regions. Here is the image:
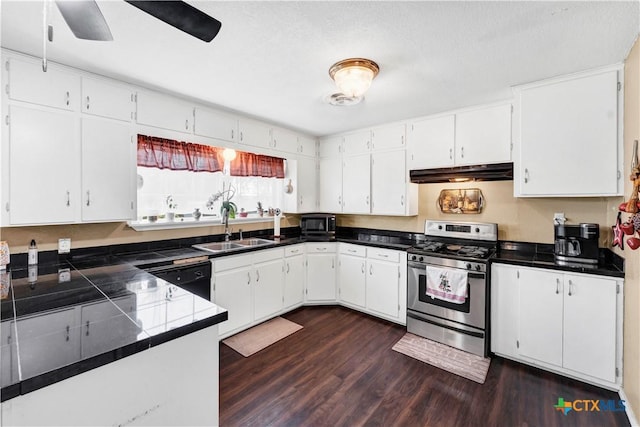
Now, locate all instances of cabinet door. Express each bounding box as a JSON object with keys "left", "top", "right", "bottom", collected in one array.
[
  {"left": 517, "top": 69, "right": 619, "bottom": 196},
  {"left": 81, "top": 117, "right": 135, "bottom": 222},
  {"left": 407, "top": 115, "right": 454, "bottom": 169},
  {"left": 563, "top": 274, "right": 617, "bottom": 383},
  {"left": 8, "top": 57, "right": 79, "bottom": 111},
  {"left": 490, "top": 264, "right": 520, "bottom": 358},
  {"left": 213, "top": 266, "right": 253, "bottom": 336},
  {"left": 297, "top": 135, "right": 316, "bottom": 157},
  {"left": 319, "top": 136, "right": 343, "bottom": 157},
  {"left": 518, "top": 268, "right": 563, "bottom": 367},
  {"left": 284, "top": 252, "right": 305, "bottom": 309},
  {"left": 9, "top": 105, "right": 80, "bottom": 224},
  {"left": 136, "top": 91, "right": 193, "bottom": 133},
  {"left": 371, "top": 150, "right": 406, "bottom": 215},
  {"left": 342, "top": 130, "right": 372, "bottom": 155},
  {"left": 342, "top": 154, "right": 370, "bottom": 214},
  {"left": 372, "top": 124, "right": 405, "bottom": 151},
  {"left": 306, "top": 254, "right": 336, "bottom": 301},
  {"left": 239, "top": 119, "right": 272, "bottom": 149},
  {"left": 82, "top": 77, "right": 134, "bottom": 121},
  {"left": 1, "top": 320, "right": 18, "bottom": 387},
  {"left": 338, "top": 255, "right": 366, "bottom": 308},
  {"left": 193, "top": 108, "right": 238, "bottom": 143},
  {"left": 16, "top": 309, "right": 81, "bottom": 380},
  {"left": 319, "top": 156, "right": 343, "bottom": 212},
  {"left": 271, "top": 127, "right": 298, "bottom": 153},
  {"left": 366, "top": 259, "right": 399, "bottom": 319},
  {"left": 455, "top": 104, "right": 511, "bottom": 166},
  {"left": 297, "top": 157, "right": 317, "bottom": 213},
  {"left": 253, "top": 259, "right": 284, "bottom": 322}
]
